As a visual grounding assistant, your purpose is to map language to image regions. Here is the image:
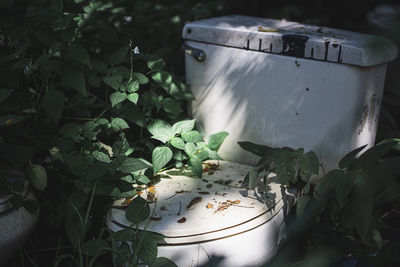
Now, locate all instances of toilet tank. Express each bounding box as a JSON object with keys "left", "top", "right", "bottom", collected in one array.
[{"left": 182, "top": 15, "right": 397, "bottom": 169}]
